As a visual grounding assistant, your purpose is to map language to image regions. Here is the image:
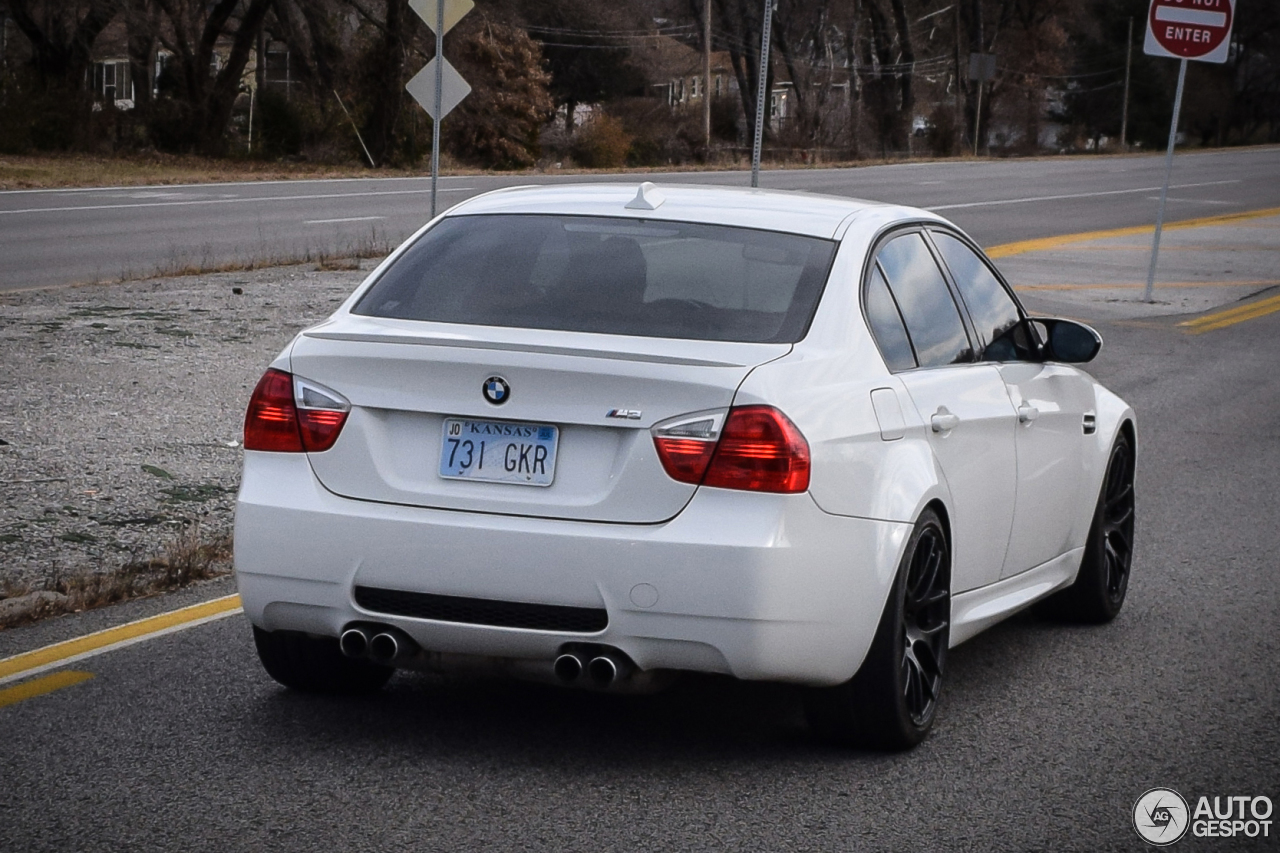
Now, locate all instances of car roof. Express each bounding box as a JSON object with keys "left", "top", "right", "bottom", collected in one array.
[{"left": 444, "top": 182, "right": 944, "bottom": 240}]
